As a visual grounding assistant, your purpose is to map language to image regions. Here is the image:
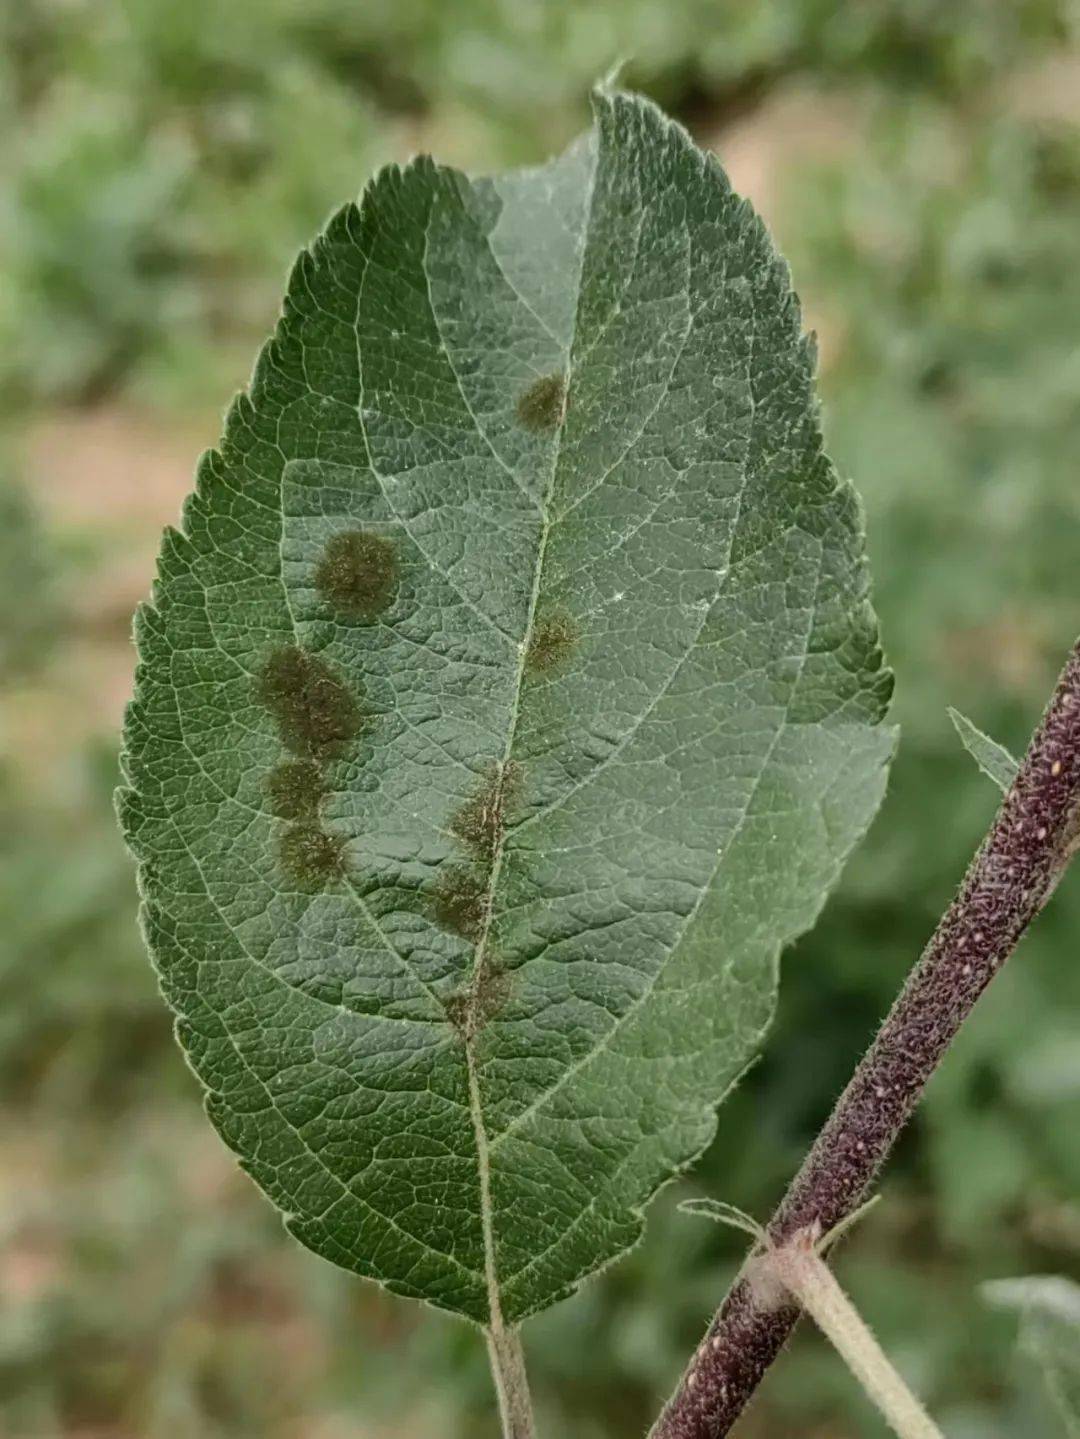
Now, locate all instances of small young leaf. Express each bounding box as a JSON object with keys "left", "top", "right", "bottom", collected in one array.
[
  {"left": 948, "top": 706, "right": 1019, "bottom": 793},
  {"left": 984, "top": 1276, "right": 1080, "bottom": 1436},
  {"left": 679, "top": 1198, "right": 764, "bottom": 1242},
  {"left": 118, "top": 90, "right": 893, "bottom": 1330},
  {"left": 678, "top": 1192, "right": 881, "bottom": 1249}
]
